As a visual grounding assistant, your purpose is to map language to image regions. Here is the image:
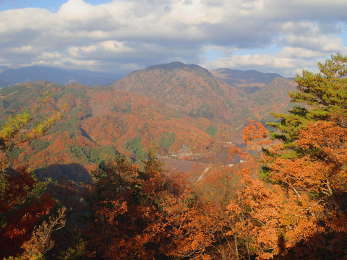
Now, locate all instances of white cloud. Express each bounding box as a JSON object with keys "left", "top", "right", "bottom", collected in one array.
[
  {"left": 283, "top": 34, "right": 344, "bottom": 52},
  {"left": 0, "top": 0, "right": 346, "bottom": 74},
  {"left": 206, "top": 54, "right": 298, "bottom": 75},
  {"left": 279, "top": 47, "right": 324, "bottom": 59}
]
